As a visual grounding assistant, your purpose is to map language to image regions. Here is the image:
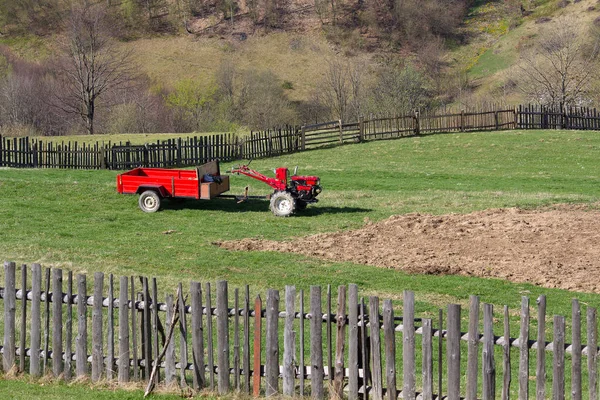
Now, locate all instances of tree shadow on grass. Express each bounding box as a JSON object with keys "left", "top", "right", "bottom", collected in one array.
[{"left": 162, "top": 198, "right": 371, "bottom": 215}]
